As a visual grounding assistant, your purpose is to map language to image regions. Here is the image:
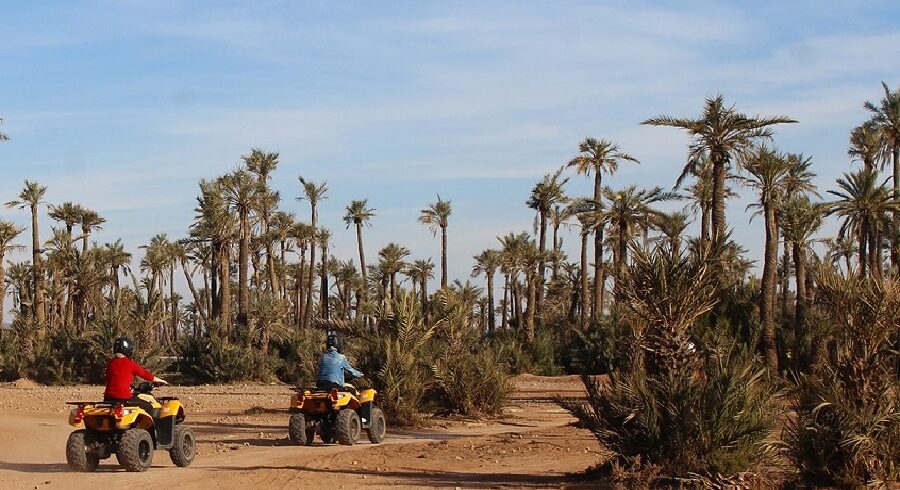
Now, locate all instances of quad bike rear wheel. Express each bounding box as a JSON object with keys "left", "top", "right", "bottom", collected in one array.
[
  {"left": 169, "top": 424, "right": 196, "bottom": 467},
  {"left": 117, "top": 428, "right": 154, "bottom": 472},
  {"left": 336, "top": 410, "right": 361, "bottom": 445},
  {"left": 367, "top": 407, "right": 386, "bottom": 444},
  {"left": 66, "top": 430, "right": 100, "bottom": 472},
  {"left": 288, "top": 413, "right": 307, "bottom": 445},
  {"left": 320, "top": 423, "right": 336, "bottom": 444}
]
